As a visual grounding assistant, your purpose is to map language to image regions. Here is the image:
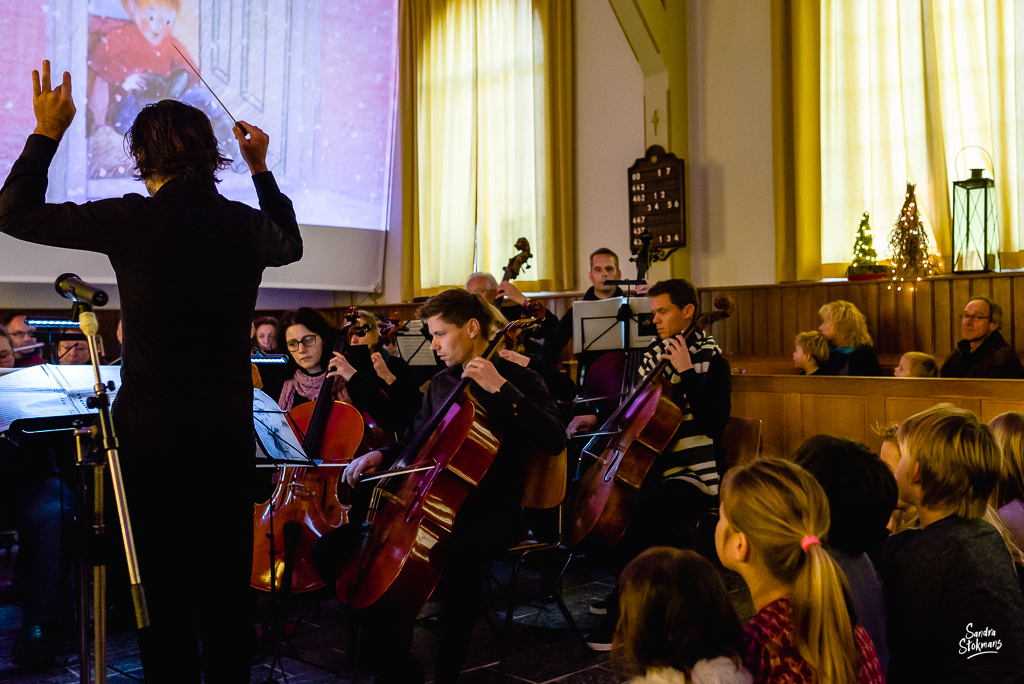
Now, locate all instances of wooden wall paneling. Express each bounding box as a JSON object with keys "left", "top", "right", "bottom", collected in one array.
[
  {"left": 896, "top": 286, "right": 917, "bottom": 355},
  {"left": 980, "top": 400, "right": 1024, "bottom": 422},
  {"left": 783, "top": 391, "right": 803, "bottom": 457},
  {"left": 992, "top": 277, "right": 1014, "bottom": 347},
  {"left": 860, "top": 282, "right": 881, "bottom": 353},
  {"left": 735, "top": 289, "right": 755, "bottom": 356},
  {"left": 782, "top": 287, "right": 800, "bottom": 345},
  {"left": 970, "top": 275, "right": 992, "bottom": 299},
  {"left": 914, "top": 280, "right": 934, "bottom": 354},
  {"left": 714, "top": 290, "right": 738, "bottom": 355},
  {"left": 768, "top": 288, "right": 785, "bottom": 356},
  {"left": 932, "top": 278, "right": 953, "bottom": 360},
  {"left": 951, "top": 278, "right": 972, "bottom": 318},
  {"left": 878, "top": 284, "right": 898, "bottom": 354},
  {"left": 827, "top": 284, "right": 848, "bottom": 307},
  {"left": 797, "top": 287, "right": 815, "bottom": 332},
  {"left": 731, "top": 390, "right": 785, "bottom": 458},
  {"left": 801, "top": 395, "right": 868, "bottom": 444},
  {"left": 1015, "top": 277, "right": 1024, "bottom": 356},
  {"left": 752, "top": 288, "right": 769, "bottom": 355}
]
